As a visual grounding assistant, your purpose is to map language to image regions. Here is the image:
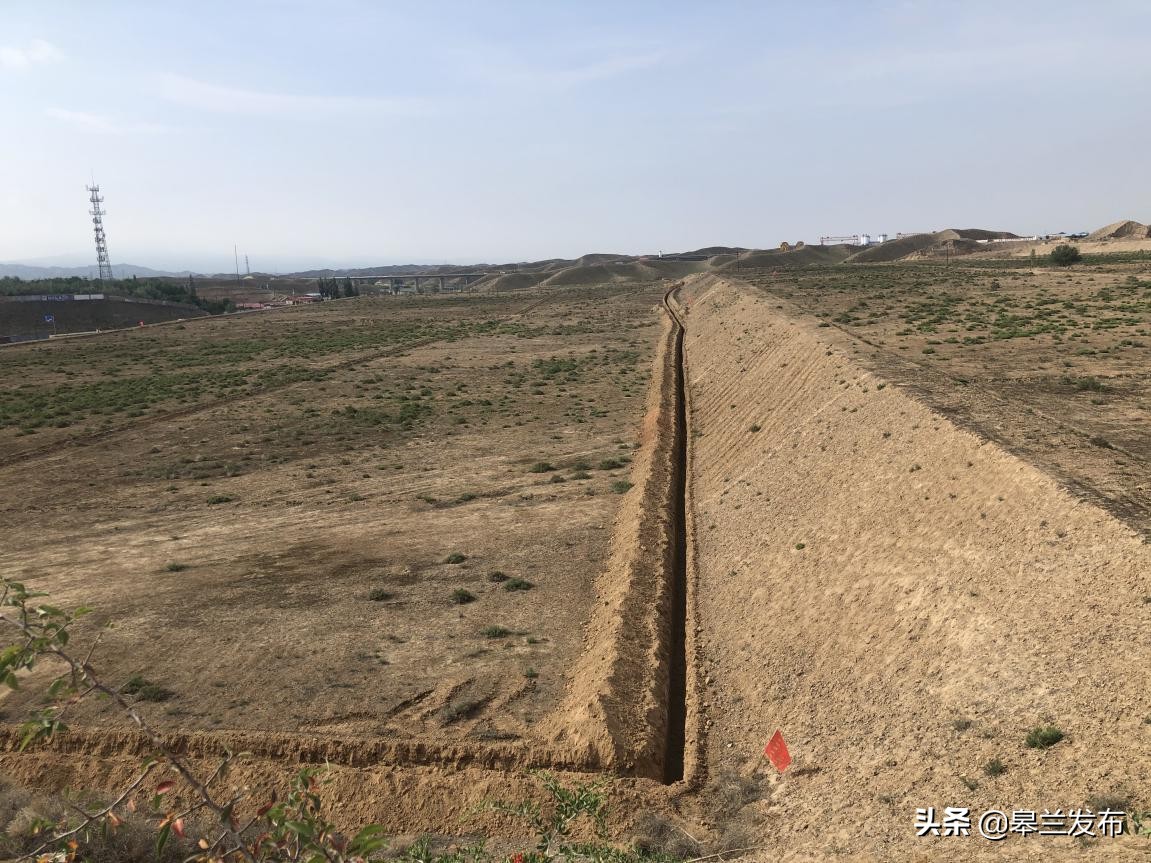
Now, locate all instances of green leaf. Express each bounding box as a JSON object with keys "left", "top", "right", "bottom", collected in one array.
[
  {"left": 155, "top": 820, "right": 171, "bottom": 857},
  {"left": 4, "top": 671, "right": 18, "bottom": 690},
  {"left": 349, "top": 824, "right": 389, "bottom": 854}
]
